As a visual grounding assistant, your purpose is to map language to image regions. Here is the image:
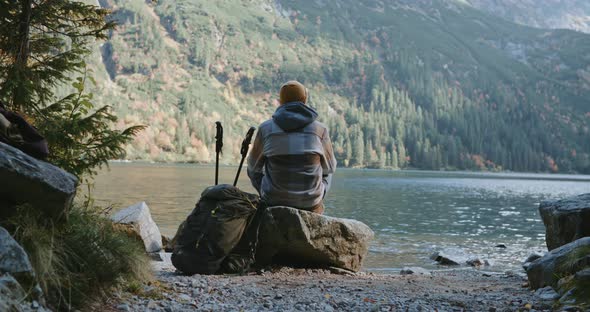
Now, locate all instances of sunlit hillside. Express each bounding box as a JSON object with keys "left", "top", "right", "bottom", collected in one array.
[{"left": 84, "top": 0, "right": 590, "bottom": 173}]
